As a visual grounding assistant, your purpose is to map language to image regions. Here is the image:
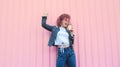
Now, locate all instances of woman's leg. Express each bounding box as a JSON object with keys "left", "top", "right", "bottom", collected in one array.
[
  {"left": 56, "top": 49, "right": 67, "bottom": 67},
  {"left": 67, "top": 49, "right": 76, "bottom": 67}
]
